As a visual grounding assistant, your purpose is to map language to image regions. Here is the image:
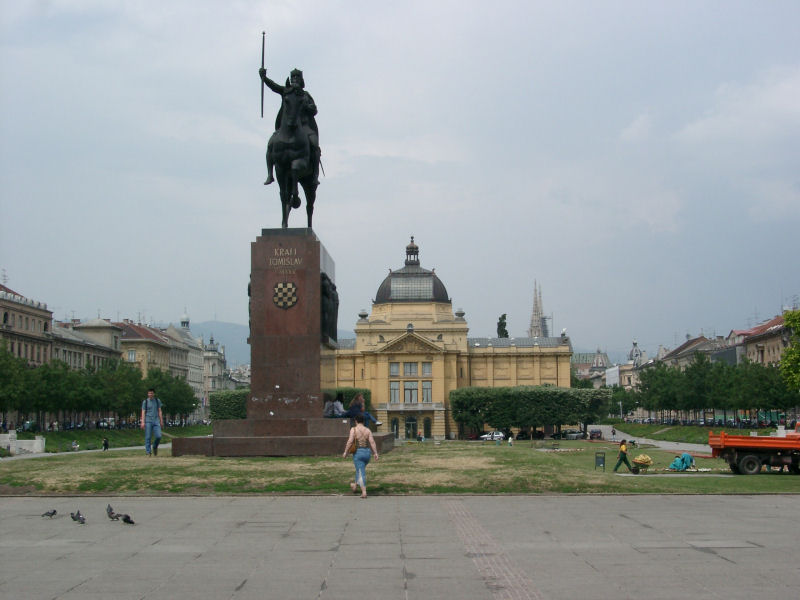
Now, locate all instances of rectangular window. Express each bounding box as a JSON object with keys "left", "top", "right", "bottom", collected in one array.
[
  {"left": 404, "top": 381, "right": 418, "bottom": 403},
  {"left": 422, "top": 381, "right": 432, "bottom": 403},
  {"left": 389, "top": 381, "right": 400, "bottom": 403},
  {"left": 403, "top": 362, "right": 418, "bottom": 376},
  {"left": 127, "top": 350, "right": 136, "bottom": 362},
  {"left": 389, "top": 362, "right": 399, "bottom": 376},
  {"left": 422, "top": 361, "right": 432, "bottom": 376}
]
